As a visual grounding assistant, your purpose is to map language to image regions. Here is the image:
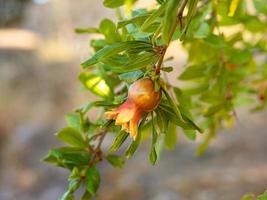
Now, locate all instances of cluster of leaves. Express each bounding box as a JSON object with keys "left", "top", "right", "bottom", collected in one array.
[{"left": 43, "top": 0, "right": 267, "bottom": 199}]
